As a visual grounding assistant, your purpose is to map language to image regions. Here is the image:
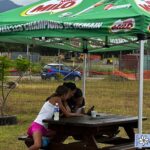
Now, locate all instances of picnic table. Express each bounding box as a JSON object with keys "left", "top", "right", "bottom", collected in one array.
[{"left": 43, "top": 113, "right": 145, "bottom": 150}]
